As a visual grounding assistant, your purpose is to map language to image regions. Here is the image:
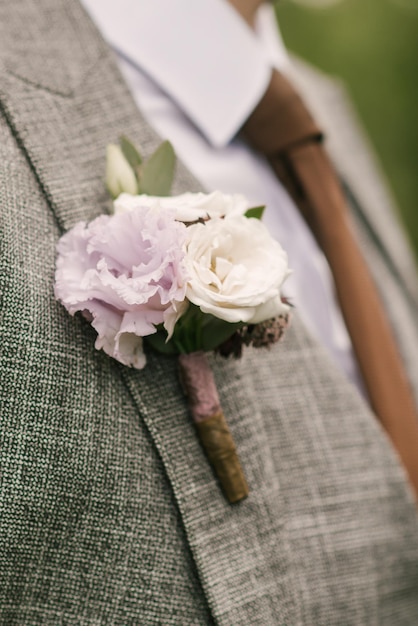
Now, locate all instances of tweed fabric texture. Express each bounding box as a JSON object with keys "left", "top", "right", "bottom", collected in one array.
[
  {"left": 1, "top": 1, "right": 418, "bottom": 624},
  {"left": 0, "top": 110, "right": 213, "bottom": 626}
]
